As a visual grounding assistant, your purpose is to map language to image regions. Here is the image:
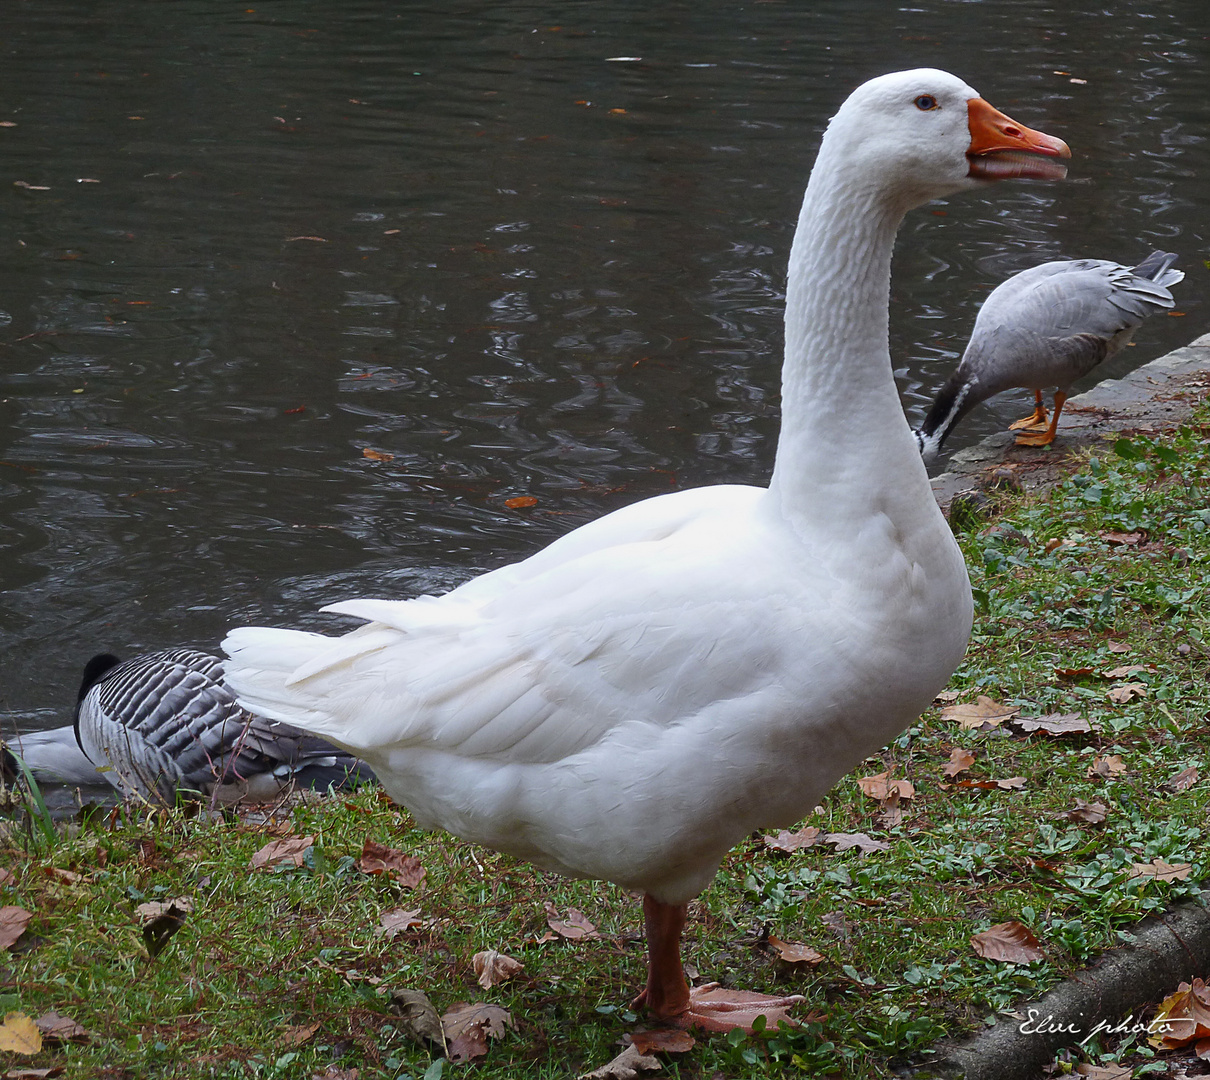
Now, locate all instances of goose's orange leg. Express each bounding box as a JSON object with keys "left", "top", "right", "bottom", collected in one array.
[
  {"left": 632, "top": 894, "right": 804, "bottom": 1033},
  {"left": 1014, "top": 391, "right": 1066, "bottom": 447},
  {"left": 1008, "top": 389, "right": 1049, "bottom": 433}
]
